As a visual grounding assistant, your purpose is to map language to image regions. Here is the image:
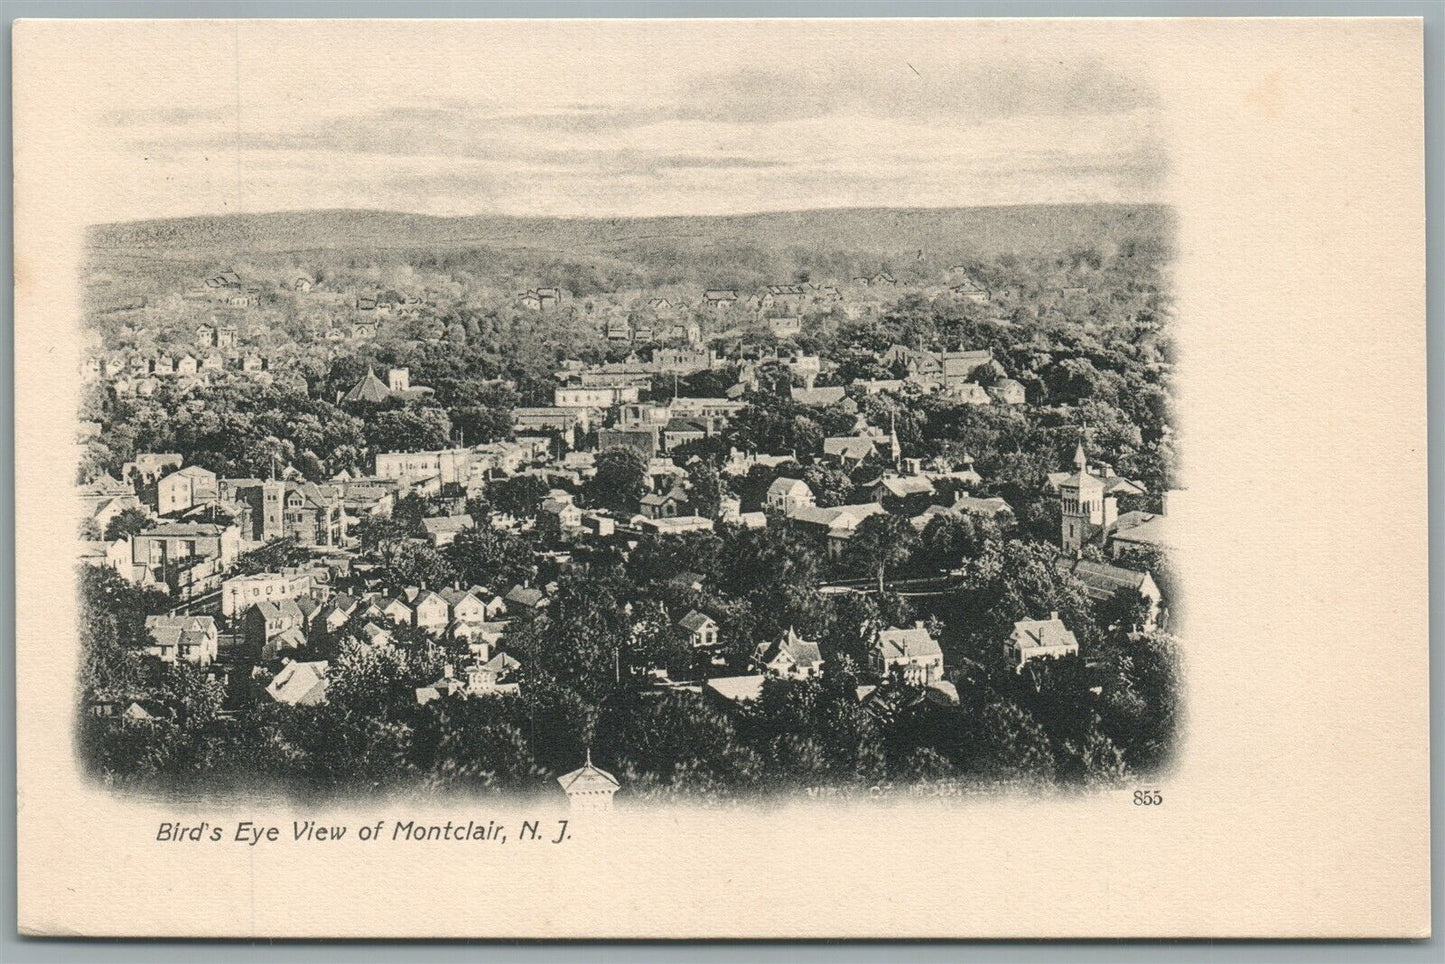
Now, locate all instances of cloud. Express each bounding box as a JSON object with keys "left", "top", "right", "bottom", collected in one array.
[
  {"left": 87, "top": 52, "right": 1166, "bottom": 222},
  {"left": 490, "top": 106, "right": 672, "bottom": 133},
  {"left": 670, "top": 59, "right": 1160, "bottom": 126},
  {"left": 649, "top": 155, "right": 793, "bottom": 170},
  {"left": 99, "top": 105, "right": 233, "bottom": 127}
]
